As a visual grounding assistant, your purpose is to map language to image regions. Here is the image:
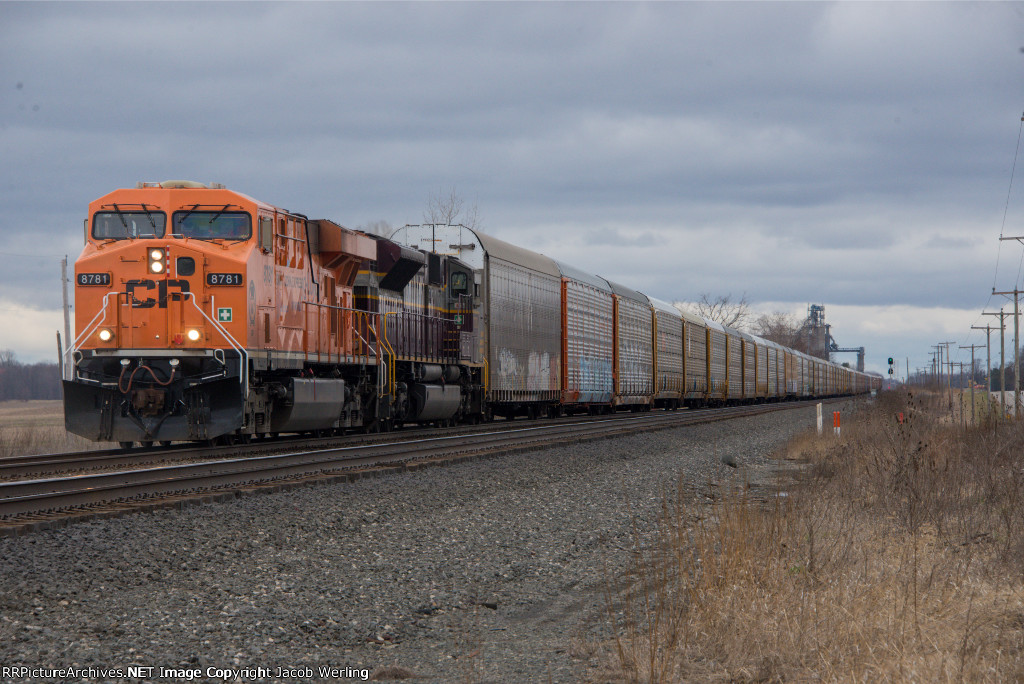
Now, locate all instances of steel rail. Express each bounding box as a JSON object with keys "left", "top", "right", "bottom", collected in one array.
[
  {"left": 0, "top": 400, "right": 832, "bottom": 521},
  {"left": 0, "top": 399, "right": 839, "bottom": 480},
  {"left": 0, "top": 406, "right": 675, "bottom": 475}
]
